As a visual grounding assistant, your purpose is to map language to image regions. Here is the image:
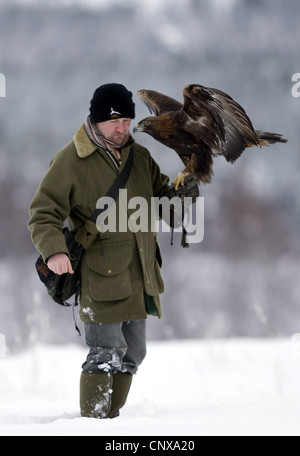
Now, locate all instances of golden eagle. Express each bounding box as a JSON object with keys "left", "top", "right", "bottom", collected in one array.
[{"left": 133, "top": 84, "right": 287, "bottom": 189}]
